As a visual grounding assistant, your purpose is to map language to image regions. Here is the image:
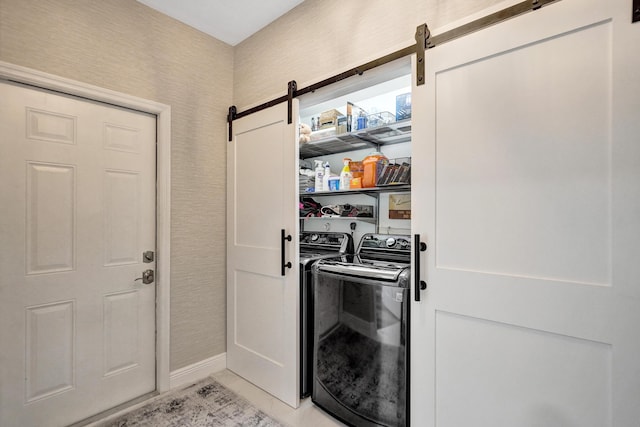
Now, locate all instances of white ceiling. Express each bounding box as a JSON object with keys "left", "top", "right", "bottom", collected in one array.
[{"left": 136, "top": 0, "right": 305, "bottom": 46}]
